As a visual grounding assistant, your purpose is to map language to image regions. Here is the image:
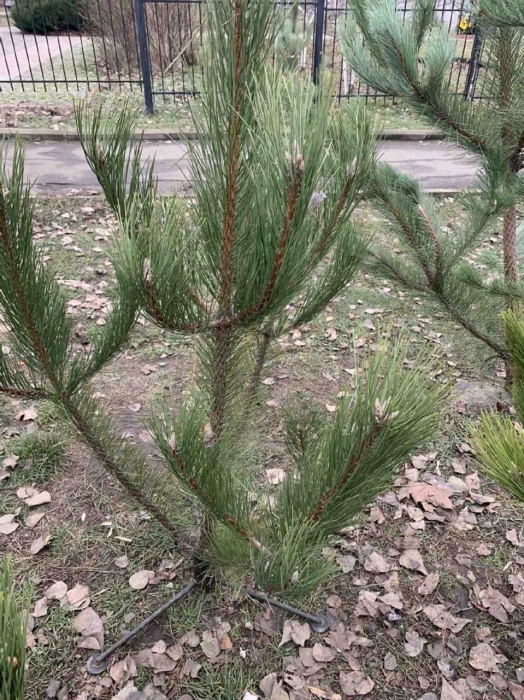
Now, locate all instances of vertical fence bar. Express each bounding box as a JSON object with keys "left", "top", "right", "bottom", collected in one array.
[
  {"left": 135, "top": 0, "right": 154, "bottom": 113},
  {"left": 463, "top": 27, "right": 482, "bottom": 100},
  {"left": 312, "top": 0, "right": 325, "bottom": 84}
]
